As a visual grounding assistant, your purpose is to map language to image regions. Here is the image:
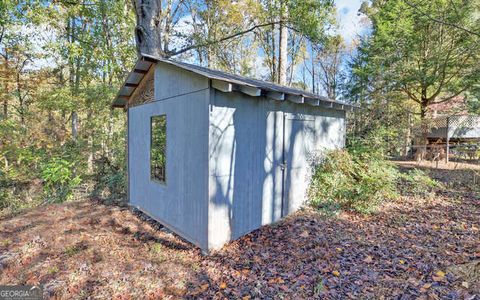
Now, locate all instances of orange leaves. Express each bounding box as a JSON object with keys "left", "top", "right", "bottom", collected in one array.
[
  {"left": 331, "top": 270, "right": 341, "bottom": 277},
  {"left": 200, "top": 283, "right": 210, "bottom": 292},
  {"left": 219, "top": 282, "right": 227, "bottom": 289},
  {"left": 268, "top": 277, "right": 285, "bottom": 284}
]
